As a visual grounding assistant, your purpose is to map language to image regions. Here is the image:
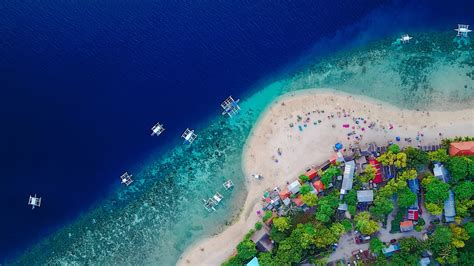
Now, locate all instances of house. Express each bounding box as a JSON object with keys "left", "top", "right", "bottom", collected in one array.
[
  {"left": 408, "top": 209, "right": 419, "bottom": 221},
  {"left": 444, "top": 190, "right": 456, "bottom": 223},
  {"left": 357, "top": 190, "right": 374, "bottom": 203},
  {"left": 251, "top": 226, "right": 274, "bottom": 252},
  {"left": 247, "top": 257, "right": 259, "bottom": 266},
  {"left": 449, "top": 141, "right": 474, "bottom": 156},
  {"left": 369, "top": 159, "right": 383, "bottom": 184},
  {"left": 293, "top": 194, "right": 304, "bottom": 207},
  {"left": 338, "top": 203, "right": 348, "bottom": 211},
  {"left": 312, "top": 180, "right": 325, "bottom": 194},
  {"left": 382, "top": 244, "right": 400, "bottom": 257},
  {"left": 305, "top": 168, "right": 318, "bottom": 180},
  {"left": 279, "top": 188, "right": 290, "bottom": 200},
  {"left": 288, "top": 180, "right": 301, "bottom": 194},
  {"left": 340, "top": 160, "right": 355, "bottom": 195},
  {"left": 433, "top": 163, "right": 450, "bottom": 183},
  {"left": 400, "top": 220, "right": 414, "bottom": 232}
]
